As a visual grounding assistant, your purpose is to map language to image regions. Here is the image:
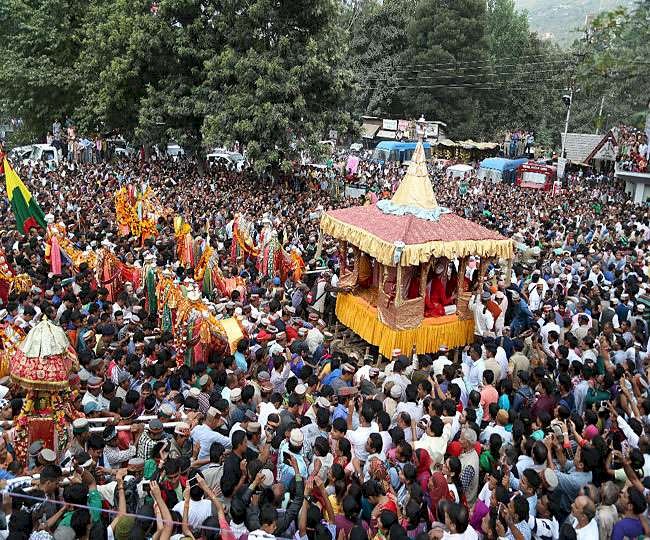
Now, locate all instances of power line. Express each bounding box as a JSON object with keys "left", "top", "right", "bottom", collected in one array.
[{"left": 397, "top": 51, "right": 578, "bottom": 69}]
